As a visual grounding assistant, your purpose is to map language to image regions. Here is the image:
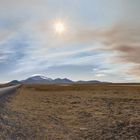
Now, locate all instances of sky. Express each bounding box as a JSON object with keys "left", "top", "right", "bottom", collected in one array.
[{"left": 0, "top": 0, "right": 140, "bottom": 83}]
